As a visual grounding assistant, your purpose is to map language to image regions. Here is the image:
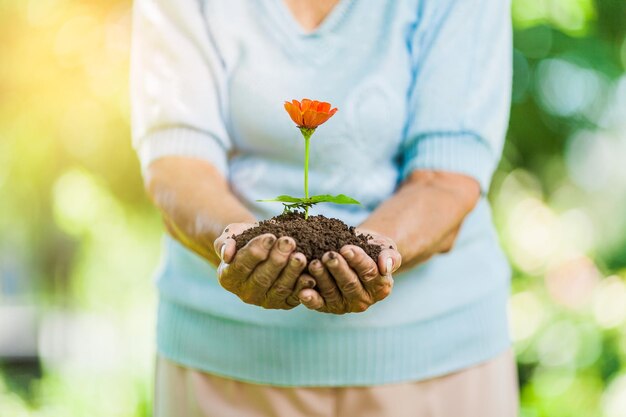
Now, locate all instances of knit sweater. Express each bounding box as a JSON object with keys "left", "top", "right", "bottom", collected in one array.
[{"left": 131, "top": 0, "right": 513, "bottom": 386}]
